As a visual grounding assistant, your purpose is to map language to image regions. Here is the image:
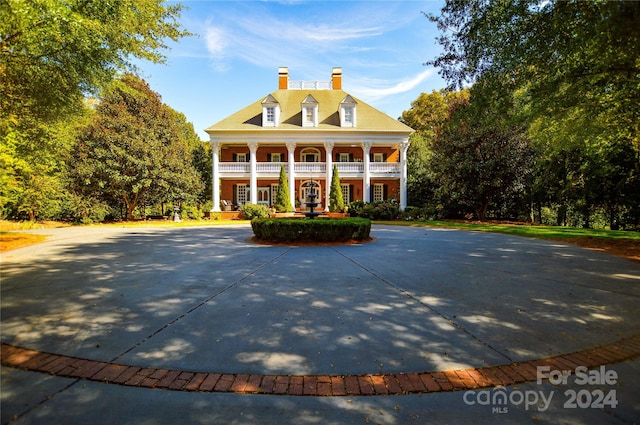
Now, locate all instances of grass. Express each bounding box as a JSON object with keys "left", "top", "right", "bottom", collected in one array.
[{"left": 376, "top": 220, "right": 640, "bottom": 241}]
